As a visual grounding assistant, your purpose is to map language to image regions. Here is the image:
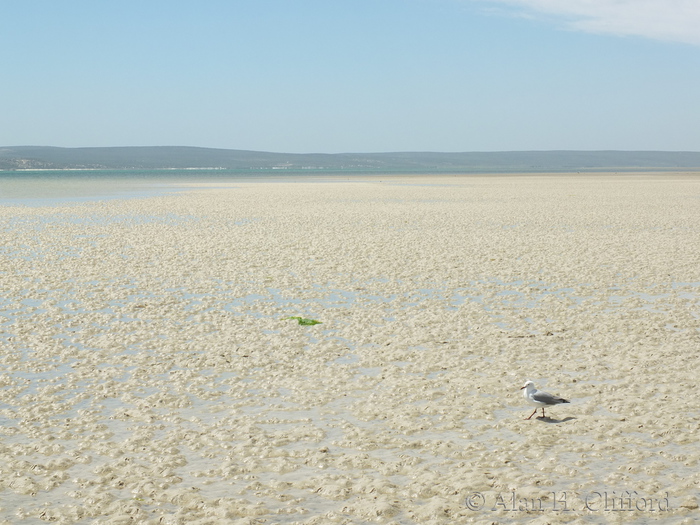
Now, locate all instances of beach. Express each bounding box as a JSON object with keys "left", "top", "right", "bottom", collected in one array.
[{"left": 1, "top": 173, "right": 699, "bottom": 524}]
